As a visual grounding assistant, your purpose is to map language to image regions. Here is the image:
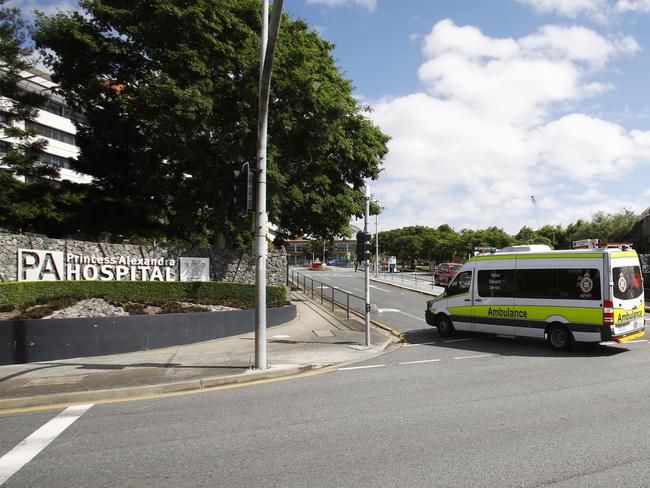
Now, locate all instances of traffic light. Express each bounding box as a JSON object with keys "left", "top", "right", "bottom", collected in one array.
[
  {"left": 356, "top": 231, "right": 371, "bottom": 263},
  {"left": 233, "top": 162, "right": 254, "bottom": 217}
]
